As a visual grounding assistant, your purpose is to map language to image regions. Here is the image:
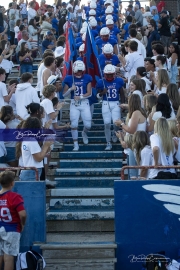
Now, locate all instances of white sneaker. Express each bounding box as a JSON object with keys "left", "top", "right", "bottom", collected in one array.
[
  {"left": 82, "top": 131, "right": 88, "bottom": 144},
  {"left": 105, "top": 142, "right": 112, "bottom": 151},
  {"left": 45, "top": 179, "right": 56, "bottom": 187},
  {"left": 112, "top": 134, "right": 118, "bottom": 143},
  {"left": 73, "top": 144, "right": 79, "bottom": 151}
]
